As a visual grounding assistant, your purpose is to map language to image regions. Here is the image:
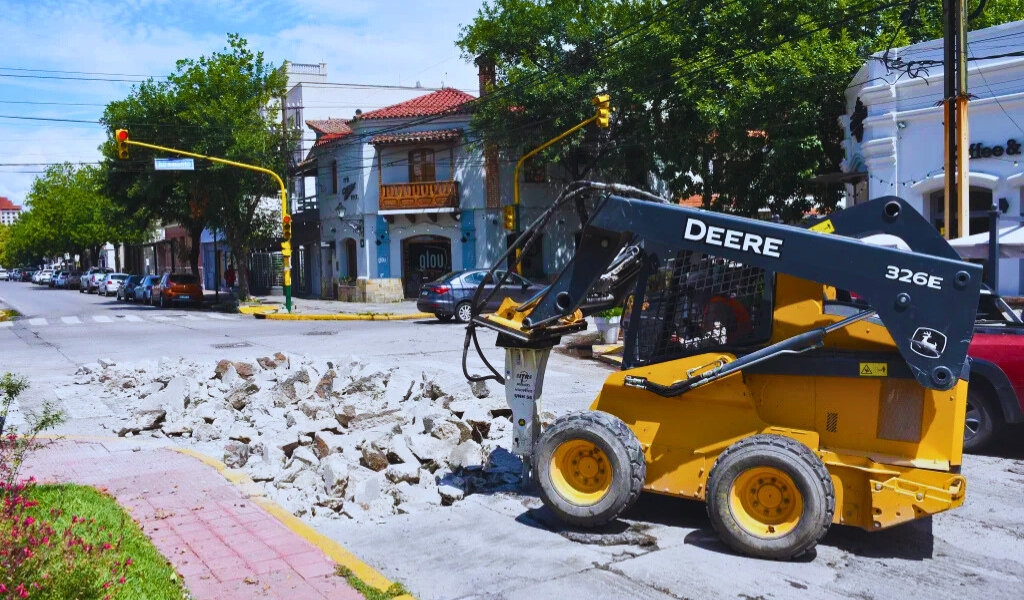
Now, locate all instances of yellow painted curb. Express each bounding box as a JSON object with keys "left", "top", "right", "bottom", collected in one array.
[
  {"left": 257, "top": 312, "right": 433, "bottom": 321},
  {"left": 36, "top": 436, "right": 411, "bottom": 599},
  {"left": 238, "top": 305, "right": 279, "bottom": 315}
]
